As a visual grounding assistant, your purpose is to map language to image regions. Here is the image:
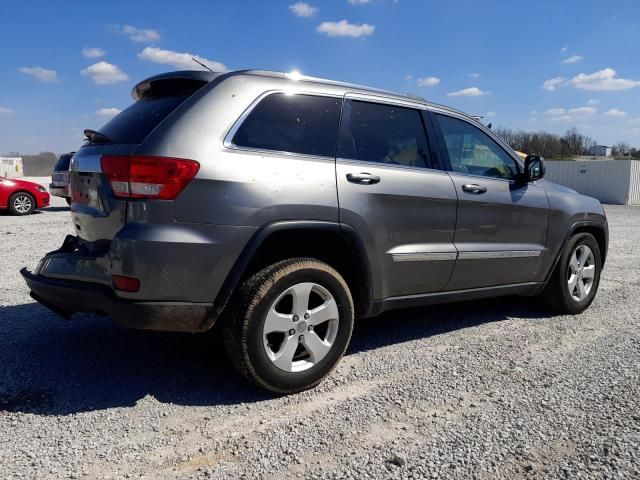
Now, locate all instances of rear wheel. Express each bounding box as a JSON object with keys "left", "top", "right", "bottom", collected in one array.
[
  {"left": 9, "top": 192, "right": 35, "bottom": 215},
  {"left": 223, "top": 258, "right": 354, "bottom": 394},
  {"left": 541, "top": 233, "right": 601, "bottom": 314}
]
